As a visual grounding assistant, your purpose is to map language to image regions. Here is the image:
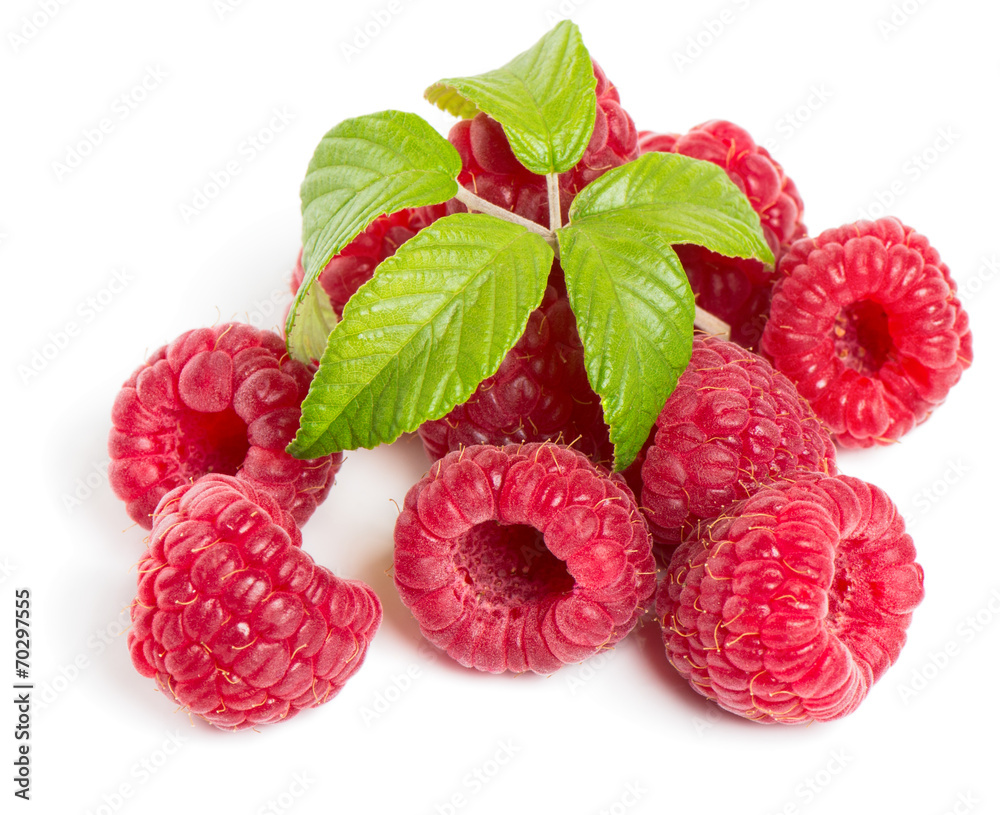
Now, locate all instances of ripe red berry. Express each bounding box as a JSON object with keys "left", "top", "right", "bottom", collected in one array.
[
  {"left": 639, "top": 121, "right": 806, "bottom": 348},
  {"left": 289, "top": 205, "right": 446, "bottom": 318},
  {"left": 393, "top": 443, "right": 655, "bottom": 674},
  {"left": 761, "top": 217, "right": 973, "bottom": 447},
  {"left": 128, "top": 475, "right": 381, "bottom": 730},
  {"left": 641, "top": 337, "right": 835, "bottom": 550},
  {"left": 658, "top": 473, "right": 923, "bottom": 724},
  {"left": 108, "top": 322, "right": 339, "bottom": 529}
]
